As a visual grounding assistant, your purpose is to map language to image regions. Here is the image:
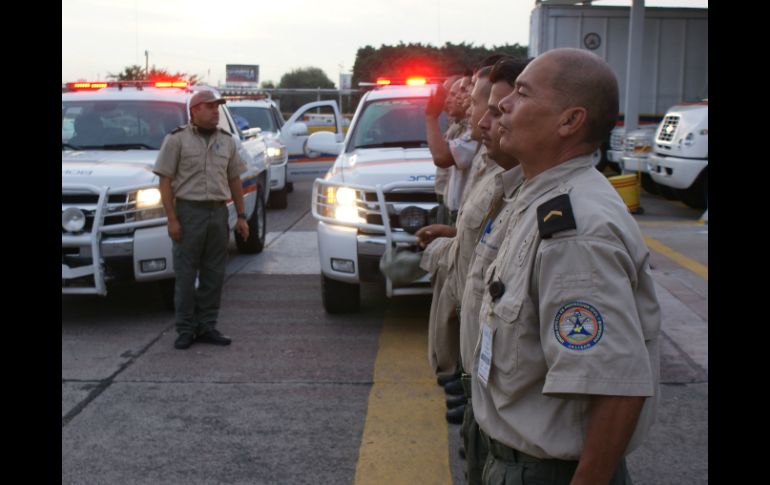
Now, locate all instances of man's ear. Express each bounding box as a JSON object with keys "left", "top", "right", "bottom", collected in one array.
[{"left": 557, "top": 107, "right": 587, "bottom": 137}]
